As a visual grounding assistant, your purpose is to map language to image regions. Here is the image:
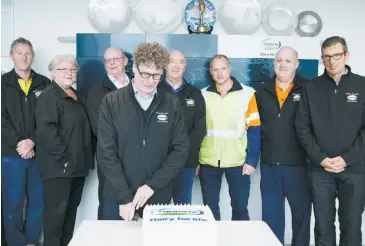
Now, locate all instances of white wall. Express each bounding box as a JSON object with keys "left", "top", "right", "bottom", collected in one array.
[
  {"left": 5, "top": 0, "right": 365, "bottom": 76},
  {"left": 4, "top": 0, "right": 365, "bottom": 244}
]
